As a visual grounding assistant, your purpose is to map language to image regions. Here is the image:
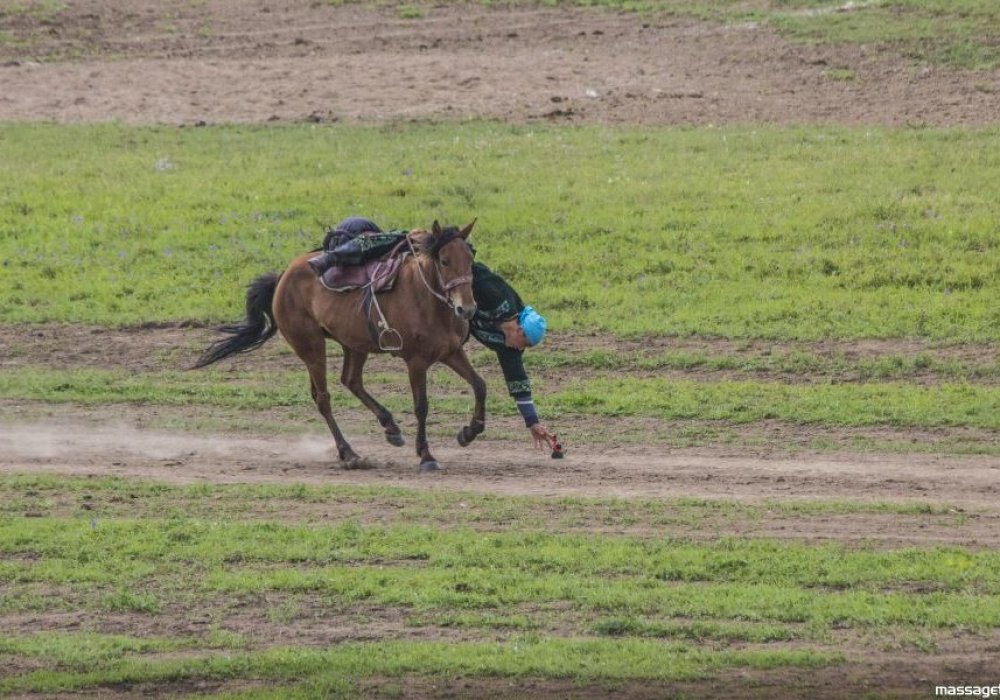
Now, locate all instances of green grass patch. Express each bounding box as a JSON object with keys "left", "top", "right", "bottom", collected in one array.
[
  {"left": 765, "top": 0, "right": 1000, "bottom": 70},
  {"left": 3, "top": 365, "right": 1000, "bottom": 430},
  {"left": 4, "top": 512, "right": 999, "bottom": 614},
  {"left": 557, "top": 0, "right": 1000, "bottom": 70},
  {"left": 551, "top": 375, "right": 1000, "bottom": 428},
  {"left": 0, "top": 474, "right": 963, "bottom": 537},
  {"left": 3, "top": 122, "right": 1000, "bottom": 340},
  {"left": 526, "top": 346, "right": 1000, "bottom": 382},
  {"left": 0, "top": 636, "right": 838, "bottom": 694},
  {"left": 0, "top": 631, "right": 190, "bottom": 668},
  {"left": 1, "top": 475, "right": 986, "bottom": 694},
  {"left": 0, "top": 0, "right": 66, "bottom": 22}
]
